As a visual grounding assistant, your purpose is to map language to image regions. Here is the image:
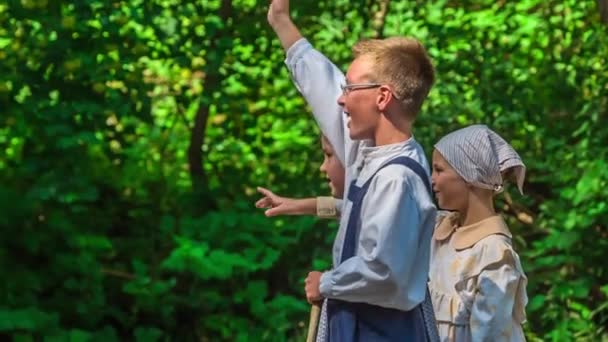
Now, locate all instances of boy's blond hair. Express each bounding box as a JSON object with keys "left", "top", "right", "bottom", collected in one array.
[{"left": 353, "top": 37, "right": 435, "bottom": 118}]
